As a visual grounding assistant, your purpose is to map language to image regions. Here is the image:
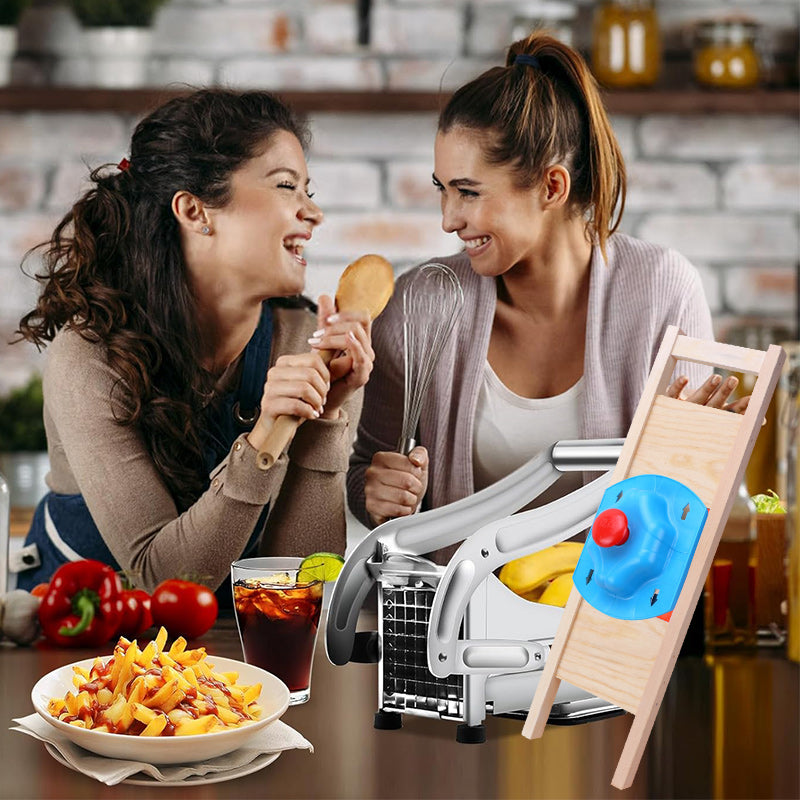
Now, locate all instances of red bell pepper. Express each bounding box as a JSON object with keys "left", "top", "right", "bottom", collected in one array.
[
  {"left": 116, "top": 588, "right": 153, "bottom": 639},
  {"left": 39, "top": 560, "right": 124, "bottom": 647}
]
